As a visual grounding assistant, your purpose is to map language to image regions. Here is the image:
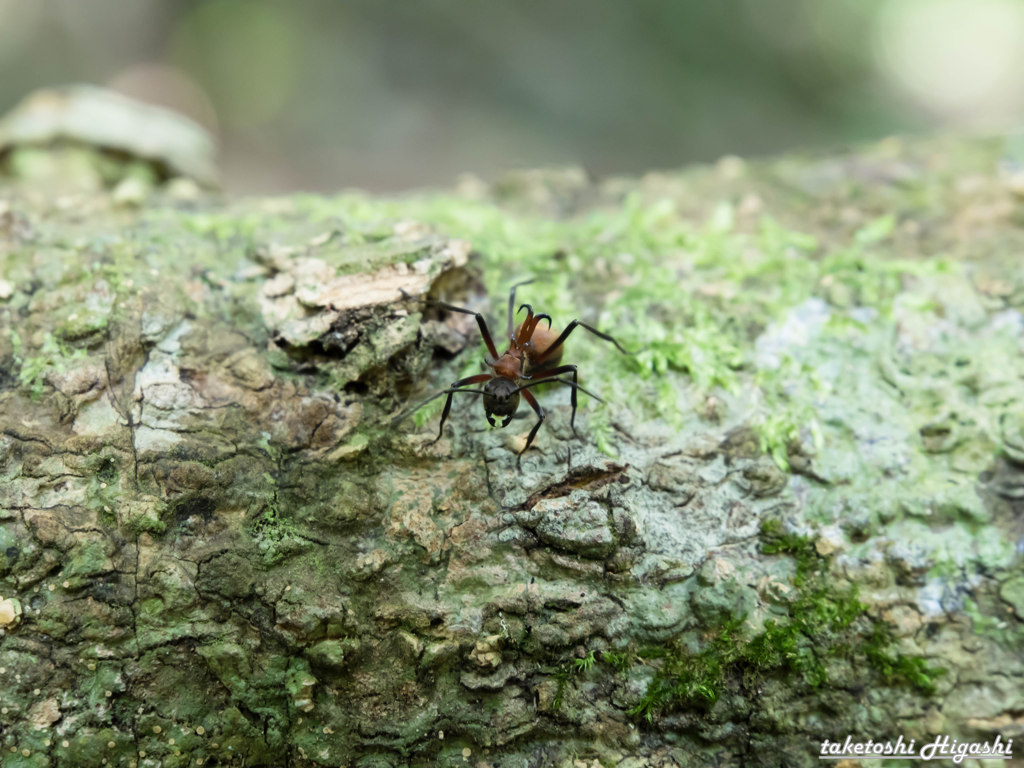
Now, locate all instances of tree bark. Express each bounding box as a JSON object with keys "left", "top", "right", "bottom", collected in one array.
[{"left": 1, "top": 129, "right": 1023, "bottom": 768}]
